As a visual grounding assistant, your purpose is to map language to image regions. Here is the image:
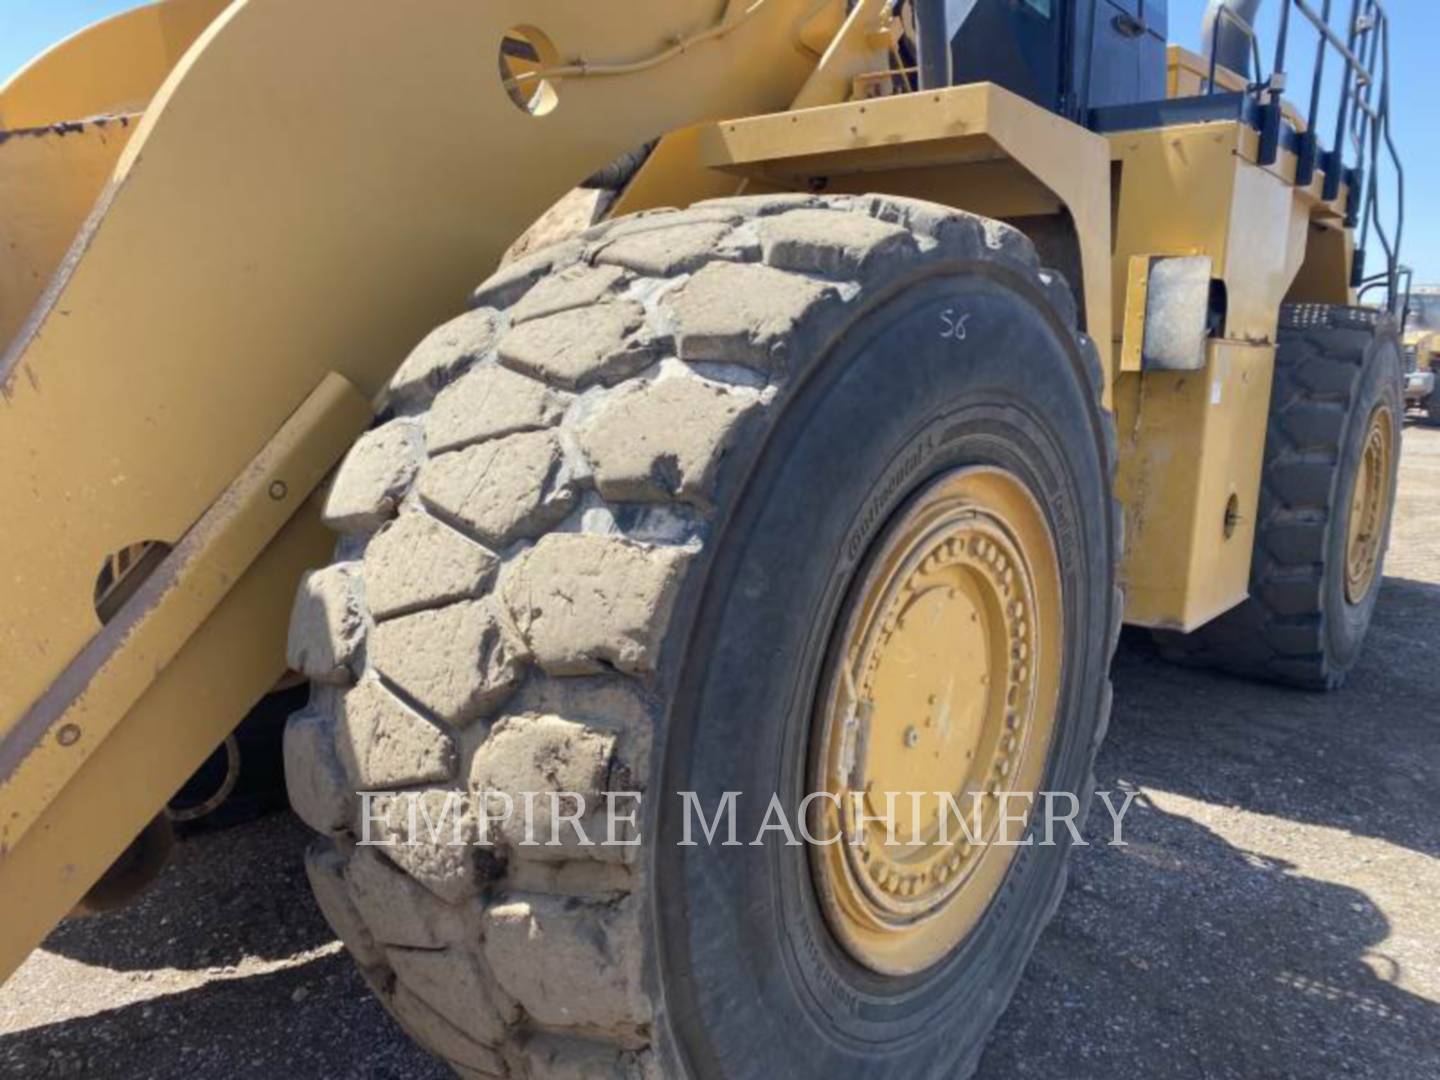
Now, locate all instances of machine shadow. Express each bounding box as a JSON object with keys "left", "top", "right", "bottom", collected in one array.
[
  {"left": 14, "top": 580, "right": 1439, "bottom": 1077},
  {"left": 0, "top": 949, "right": 444, "bottom": 1079},
  {"left": 1095, "top": 576, "right": 1440, "bottom": 860},
  {"left": 38, "top": 813, "right": 334, "bottom": 972},
  {"left": 980, "top": 574, "right": 1440, "bottom": 1077},
  {"left": 981, "top": 788, "right": 1440, "bottom": 1078}
]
